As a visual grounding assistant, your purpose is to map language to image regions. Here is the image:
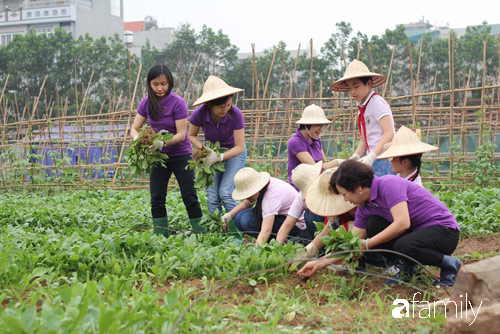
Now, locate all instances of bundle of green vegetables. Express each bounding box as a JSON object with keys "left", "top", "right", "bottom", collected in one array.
[
  {"left": 321, "top": 226, "right": 362, "bottom": 272},
  {"left": 187, "top": 141, "right": 227, "bottom": 189},
  {"left": 126, "top": 125, "right": 173, "bottom": 176}
]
